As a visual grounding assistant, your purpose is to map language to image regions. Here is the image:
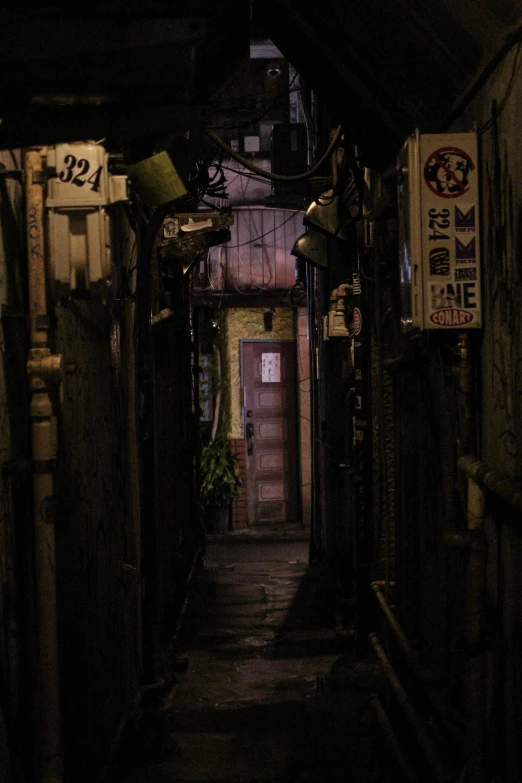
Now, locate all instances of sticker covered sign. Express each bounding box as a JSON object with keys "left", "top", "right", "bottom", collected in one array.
[{"left": 420, "top": 132, "right": 481, "bottom": 329}]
